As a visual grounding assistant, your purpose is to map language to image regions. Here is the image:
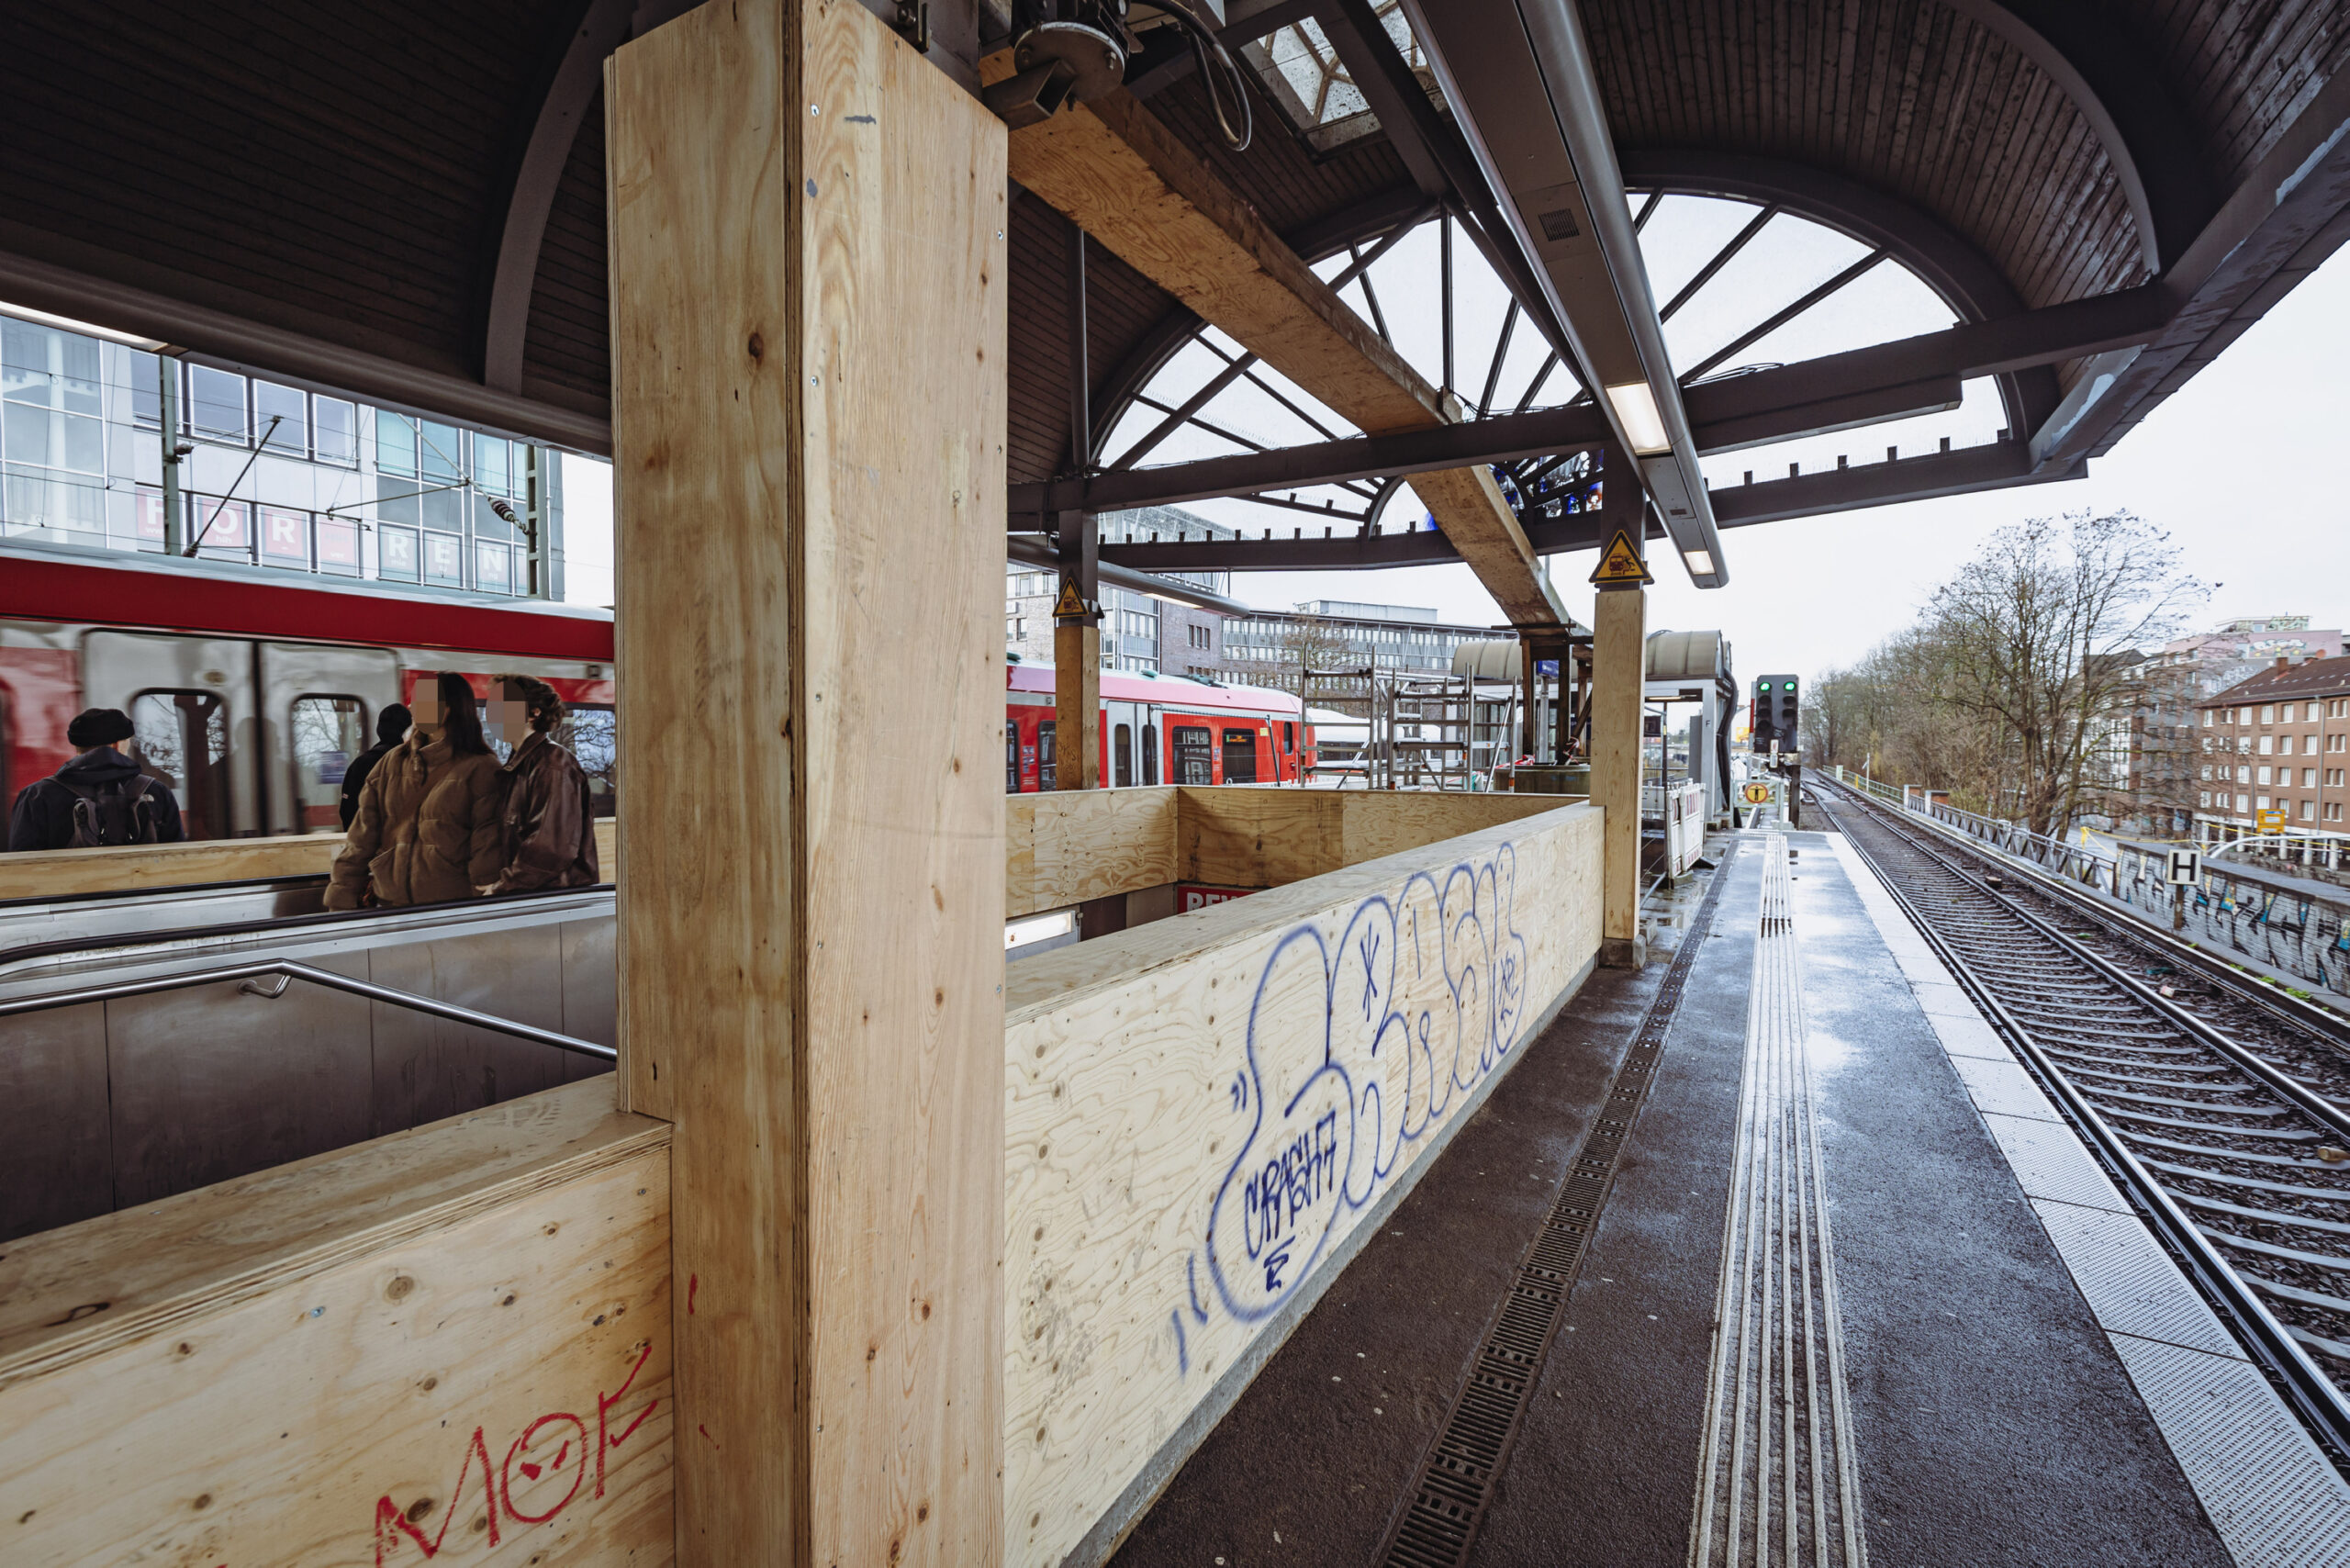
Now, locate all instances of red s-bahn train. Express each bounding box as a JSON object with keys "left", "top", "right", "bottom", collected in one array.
[{"left": 0, "top": 539, "right": 1310, "bottom": 842}]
